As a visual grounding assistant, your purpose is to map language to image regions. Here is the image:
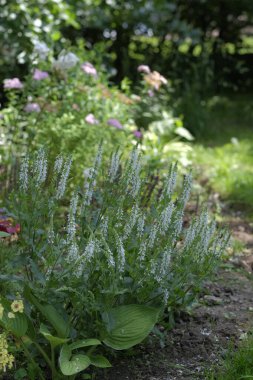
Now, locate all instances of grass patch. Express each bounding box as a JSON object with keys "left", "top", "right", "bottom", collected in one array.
[
  {"left": 207, "top": 335, "right": 253, "bottom": 380},
  {"left": 190, "top": 94, "right": 253, "bottom": 212}
]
